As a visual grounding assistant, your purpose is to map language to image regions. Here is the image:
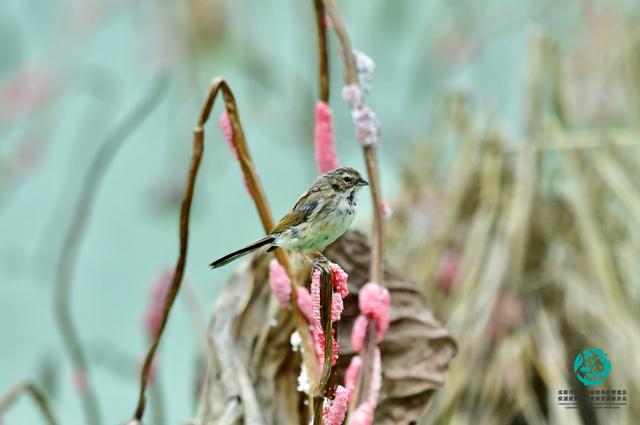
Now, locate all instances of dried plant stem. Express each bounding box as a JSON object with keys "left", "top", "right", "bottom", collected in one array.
[
  {"left": 355, "top": 320, "right": 377, "bottom": 407},
  {"left": 363, "top": 146, "right": 383, "bottom": 283},
  {"left": 131, "top": 78, "right": 314, "bottom": 421},
  {"left": 54, "top": 73, "right": 168, "bottom": 425},
  {"left": 312, "top": 0, "right": 330, "bottom": 102},
  {"left": 321, "top": 0, "right": 357, "bottom": 85},
  {"left": 0, "top": 381, "right": 58, "bottom": 425},
  {"left": 312, "top": 262, "right": 335, "bottom": 425},
  {"left": 320, "top": 0, "right": 384, "bottom": 284}
]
